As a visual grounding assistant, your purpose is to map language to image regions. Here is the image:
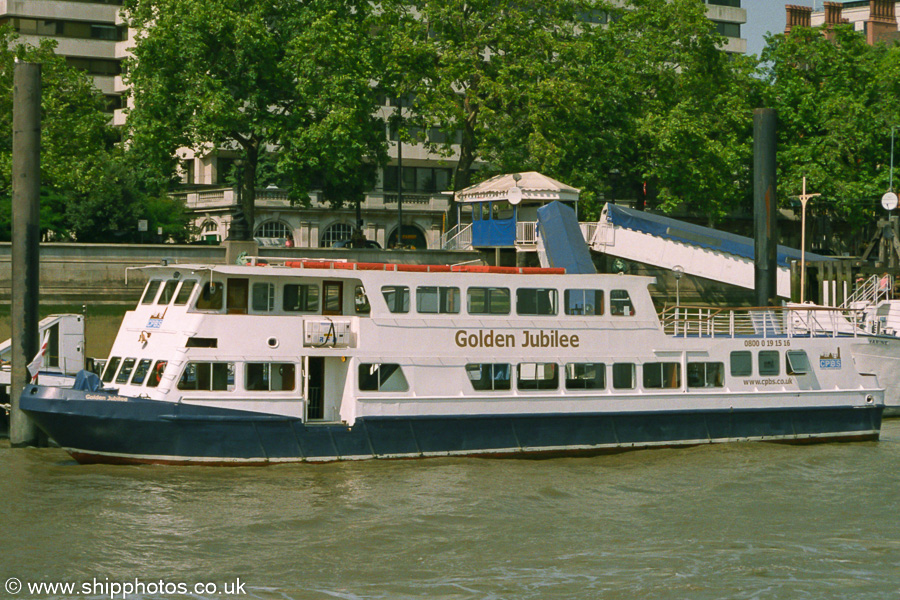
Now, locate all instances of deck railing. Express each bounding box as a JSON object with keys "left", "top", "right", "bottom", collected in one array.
[
  {"left": 841, "top": 274, "right": 893, "bottom": 310},
  {"left": 660, "top": 305, "right": 864, "bottom": 338}
]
